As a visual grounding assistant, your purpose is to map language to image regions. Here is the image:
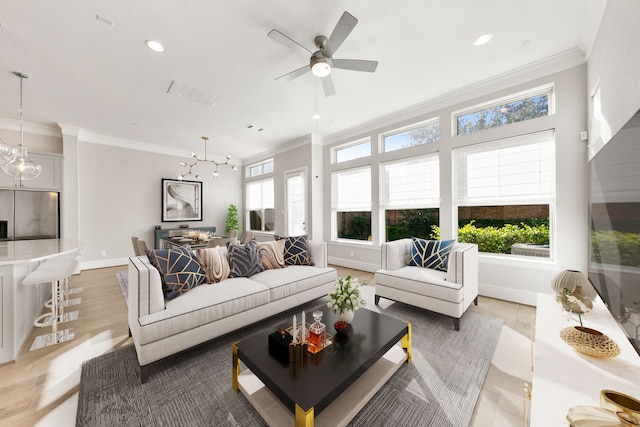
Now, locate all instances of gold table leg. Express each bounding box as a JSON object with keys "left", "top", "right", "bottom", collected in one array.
[
  {"left": 295, "top": 404, "right": 314, "bottom": 427},
  {"left": 232, "top": 342, "right": 240, "bottom": 392},
  {"left": 402, "top": 322, "right": 412, "bottom": 363}
]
